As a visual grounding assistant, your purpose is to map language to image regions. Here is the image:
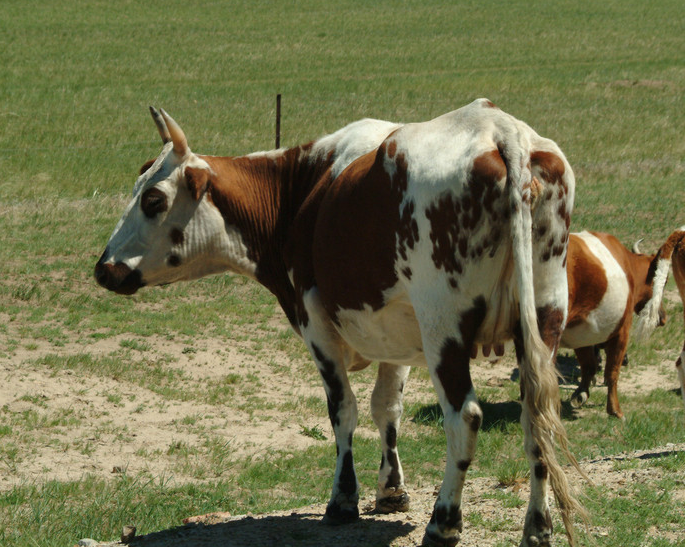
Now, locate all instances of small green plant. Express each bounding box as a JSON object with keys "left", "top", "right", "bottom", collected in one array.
[
  {"left": 300, "top": 425, "right": 327, "bottom": 441},
  {"left": 120, "top": 339, "right": 150, "bottom": 352}
]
